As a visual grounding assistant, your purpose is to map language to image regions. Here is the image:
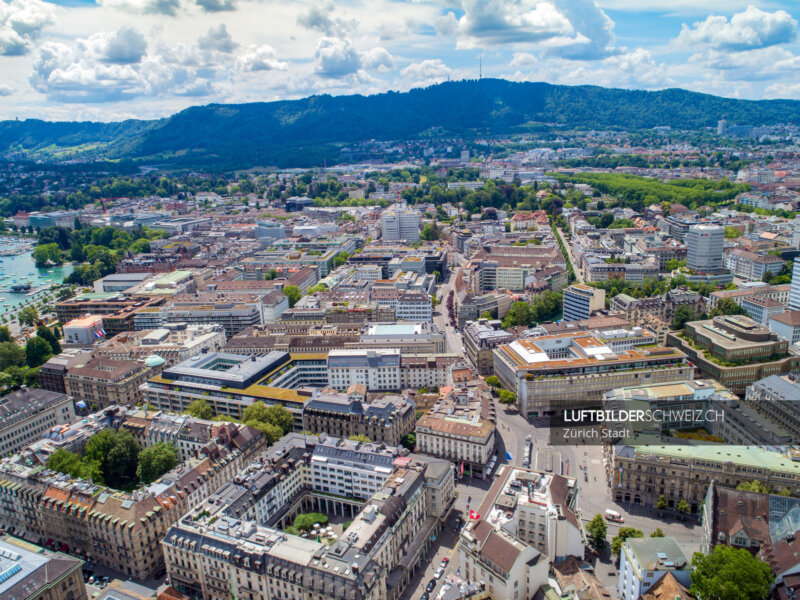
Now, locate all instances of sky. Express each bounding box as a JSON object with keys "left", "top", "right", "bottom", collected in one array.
[{"left": 2, "top": 0, "right": 800, "bottom": 121}]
